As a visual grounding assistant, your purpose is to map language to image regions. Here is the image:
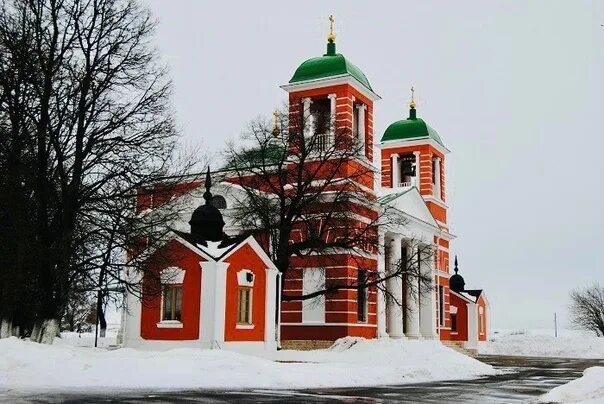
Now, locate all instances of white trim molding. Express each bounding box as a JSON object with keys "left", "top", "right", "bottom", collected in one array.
[
  {"left": 280, "top": 74, "right": 381, "bottom": 101},
  {"left": 156, "top": 321, "right": 183, "bottom": 329}
]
